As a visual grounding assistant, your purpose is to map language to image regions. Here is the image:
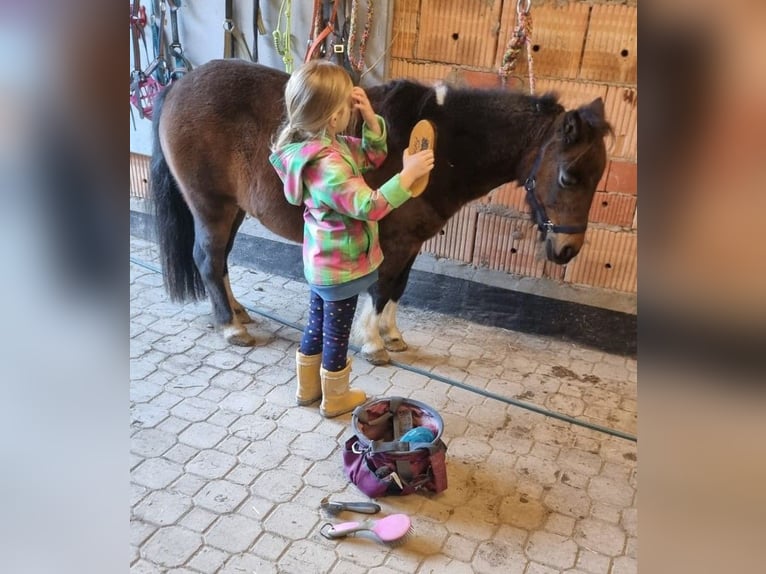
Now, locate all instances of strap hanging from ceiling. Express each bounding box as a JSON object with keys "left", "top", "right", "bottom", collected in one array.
[
  {"left": 273, "top": 0, "right": 294, "bottom": 72},
  {"left": 498, "top": 0, "right": 536, "bottom": 94},
  {"left": 223, "top": 0, "right": 256, "bottom": 61}
]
